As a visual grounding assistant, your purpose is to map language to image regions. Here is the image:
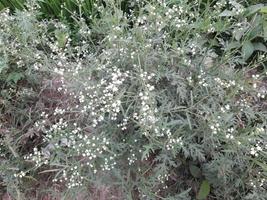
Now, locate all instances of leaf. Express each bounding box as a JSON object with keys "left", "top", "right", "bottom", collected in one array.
[
  {"left": 24, "top": 175, "right": 38, "bottom": 182},
  {"left": 260, "top": 7, "right": 267, "bottom": 14},
  {"left": 226, "top": 42, "right": 240, "bottom": 51},
  {"left": 141, "top": 144, "right": 154, "bottom": 161},
  {"left": 6, "top": 72, "right": 24, "bottom": 83},
  {"left": 263, "top": 20, "right": 267, "bottom": 40},
  {"left": 197, "top": 180, "right": 211, "bottom": 200},
  {"left": 186, "top": 112, "right": 192, "bottom": 130},
  {"left": 0, "top": 57, "right": 7, "bottom": 73},
  {"left": 248, "top": 15, "right": 263, "bottom": 40},
  {"left": 233, "top": 27, "right": 248, "bottom": 41},
  {"left": 253, "top": 159, "right": 267, "bottom": 172},
  {"left": 253, "top": 42, "right": 267, "bottom": 52},
  {"left": 219, "top": 10, "right": 235, "bottom": 17},
  {"left": 242, "top": 41, "right": 254, "bottom": 61},
  {"left": 189, "top": 164, "right": 201, "bottom": 178},
  {"left": 246, "top": 4, "right": 264, "bottom": 15},
  {"left": 55, "top": 30, "right": 68, "bottom": 48}
]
